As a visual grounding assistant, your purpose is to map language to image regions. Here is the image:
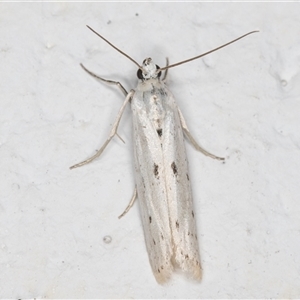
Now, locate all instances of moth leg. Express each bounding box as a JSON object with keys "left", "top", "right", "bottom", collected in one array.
[
  {"left": 118, "top": 187, "right": 137, "bottom": 219},
  {"left": 81, "top": 63, "right": 128, "bottom": 96},
  {"left": 177, "top": 108, "right": 225, "bottom": 161},
  {"left": 161, "top": 57, "right": 169, "bottom": 82},
  {"left": 70, "top": 90, "right": 134, "bottom": 169}
]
